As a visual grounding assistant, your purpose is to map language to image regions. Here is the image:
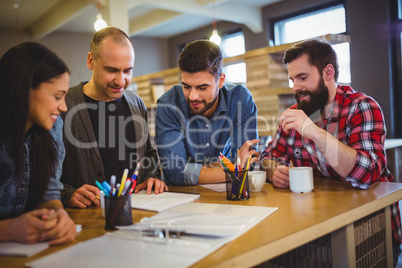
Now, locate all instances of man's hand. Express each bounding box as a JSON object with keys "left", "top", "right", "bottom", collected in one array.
[
  {"left": 279, "top": 109, "right": 318, "bottom": 140},
  {"left": 134, "top": 178, "right": 168, "bottom": 195},
  {"left": 238, "top": 139, "right": 260, "bottom": 168},
  {"left": 271, "top": 165, "right": 291, "bottom": 188},
  {"left": 68, "top": 184, "right": 101, "bottom": 208}
]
